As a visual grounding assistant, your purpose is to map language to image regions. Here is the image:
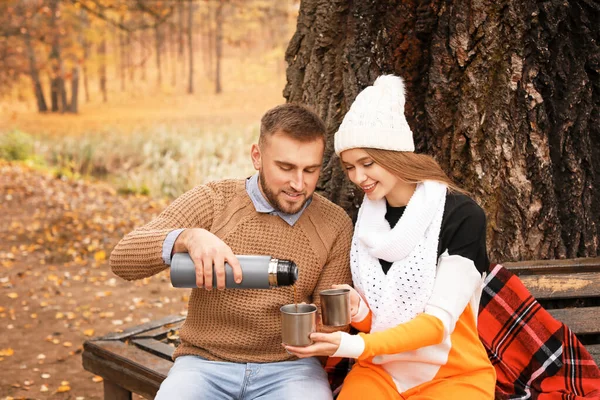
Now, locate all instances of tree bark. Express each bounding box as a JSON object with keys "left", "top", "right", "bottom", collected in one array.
[
  {"left": 187, "top": 1, "right": 194, "bottom": 94},
  {"left": 285, "top": 0, "right": 600, "bottom": 262}
]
